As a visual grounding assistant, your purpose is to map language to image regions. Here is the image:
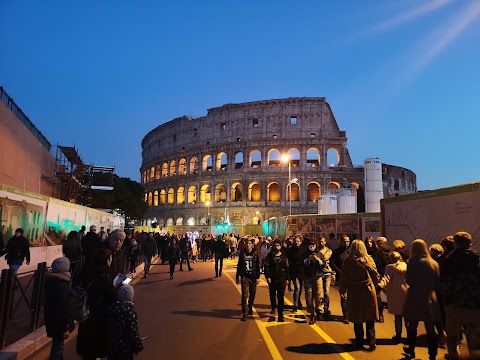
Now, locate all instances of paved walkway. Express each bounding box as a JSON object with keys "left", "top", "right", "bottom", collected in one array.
[{"left": 29, "top": 257, "right": 453, "bottom": 360}]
